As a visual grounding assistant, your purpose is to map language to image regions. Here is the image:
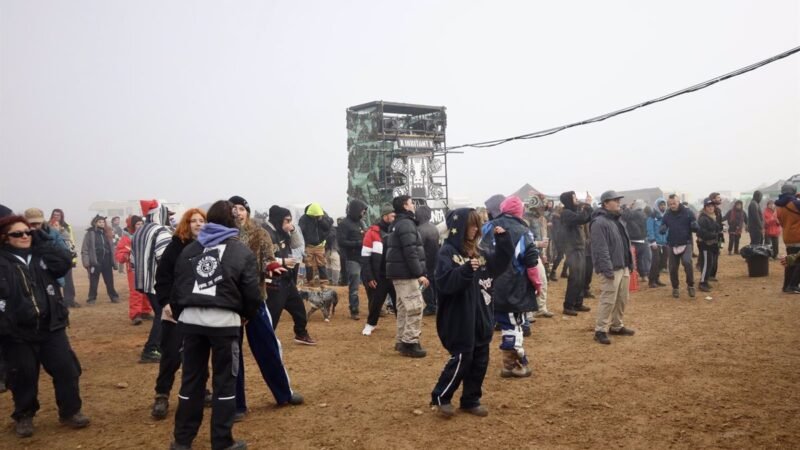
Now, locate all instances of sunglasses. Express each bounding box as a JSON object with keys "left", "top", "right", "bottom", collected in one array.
[{"left": 8, "top": 230, "right": 33, "bottom": 238}]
